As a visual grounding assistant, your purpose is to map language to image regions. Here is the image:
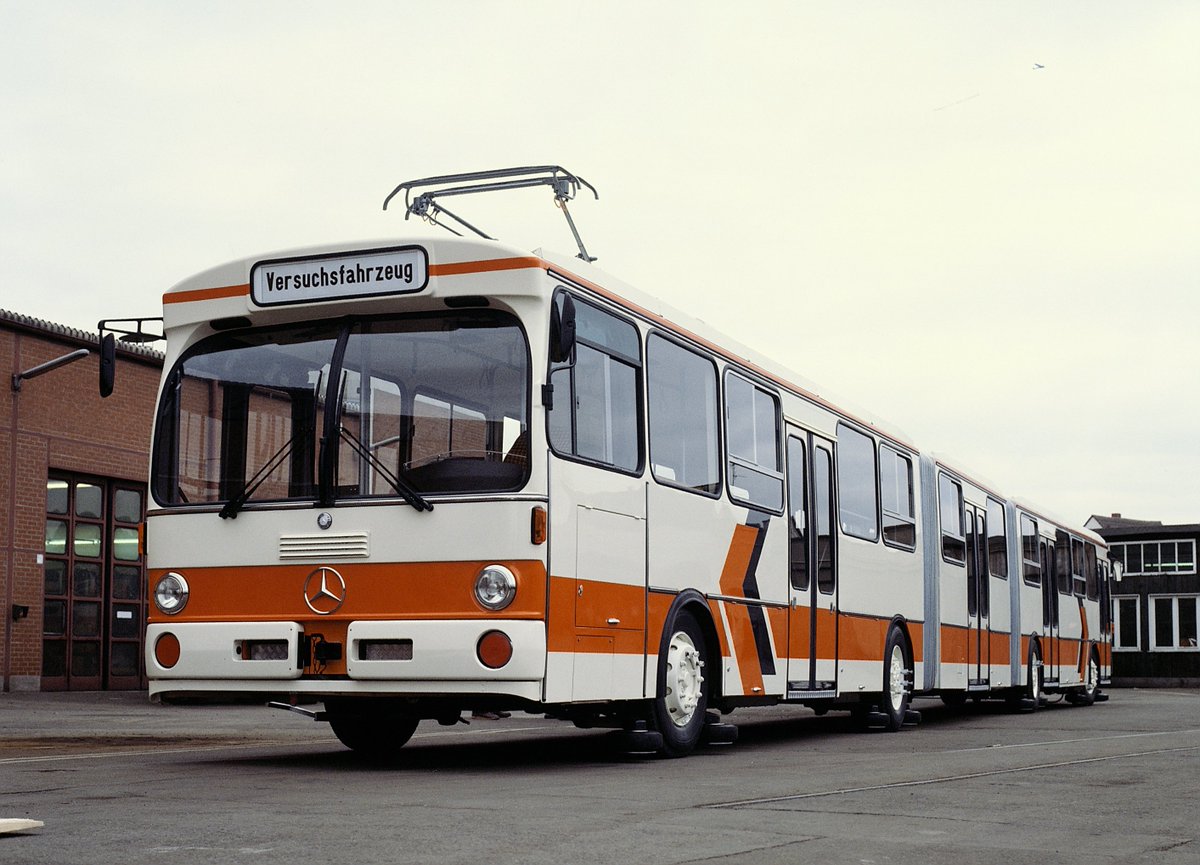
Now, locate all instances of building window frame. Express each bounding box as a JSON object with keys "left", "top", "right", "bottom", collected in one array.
[
  {"left": 1113, "top": 595, "right": 1140, "bottom": 652},
  {"left": 1110, "top": 540, "right": 1197, "bottom": 576},
  {"left": 1148, "top": 594, "right": 1200, "bottom": 652}
]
